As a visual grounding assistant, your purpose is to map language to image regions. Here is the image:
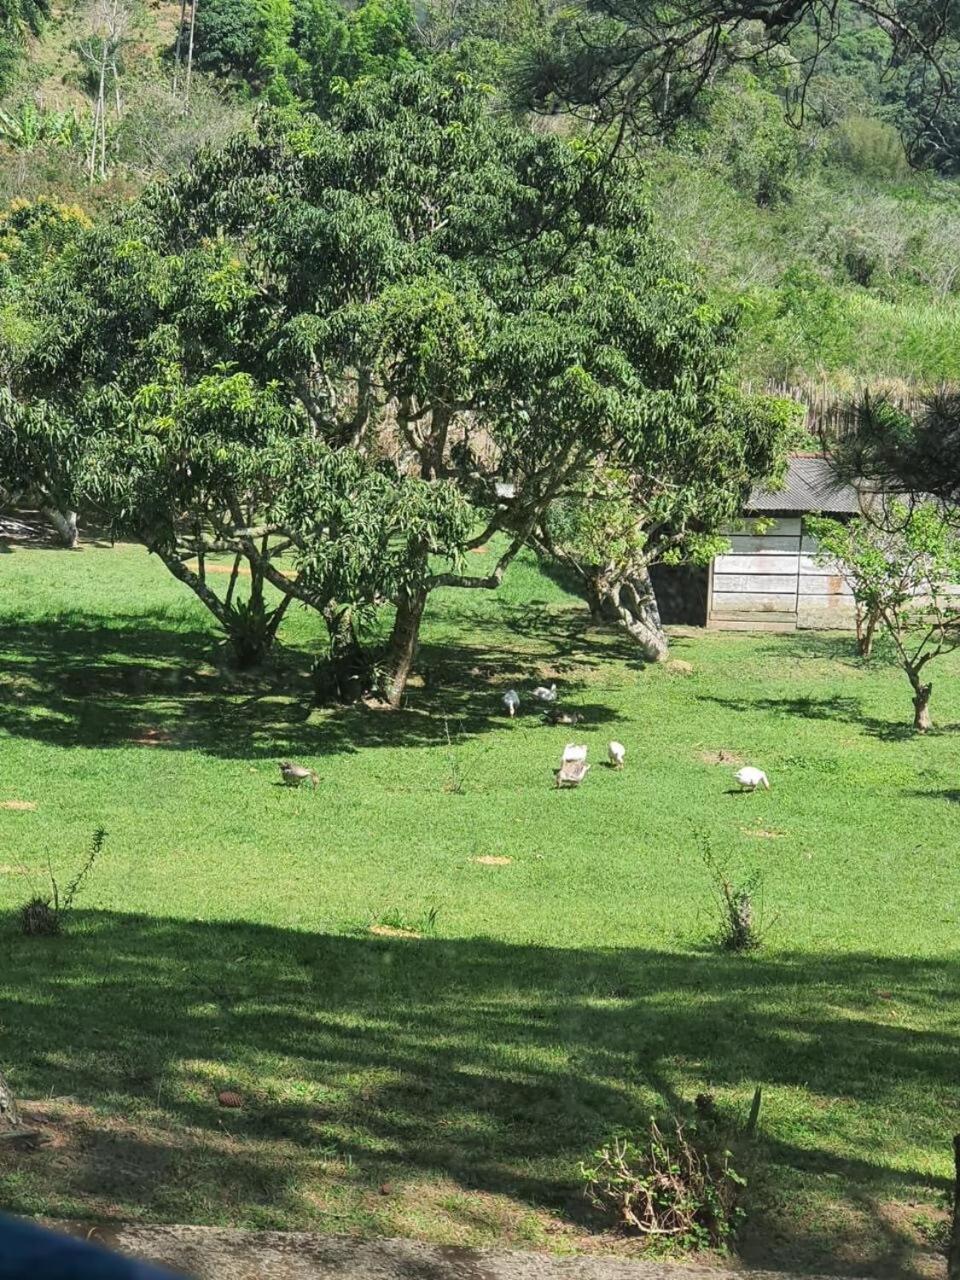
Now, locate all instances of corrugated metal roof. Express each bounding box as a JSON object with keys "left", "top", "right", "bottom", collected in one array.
[{"left": 746, "top": 454, "right": 861, "bottom": 515}]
